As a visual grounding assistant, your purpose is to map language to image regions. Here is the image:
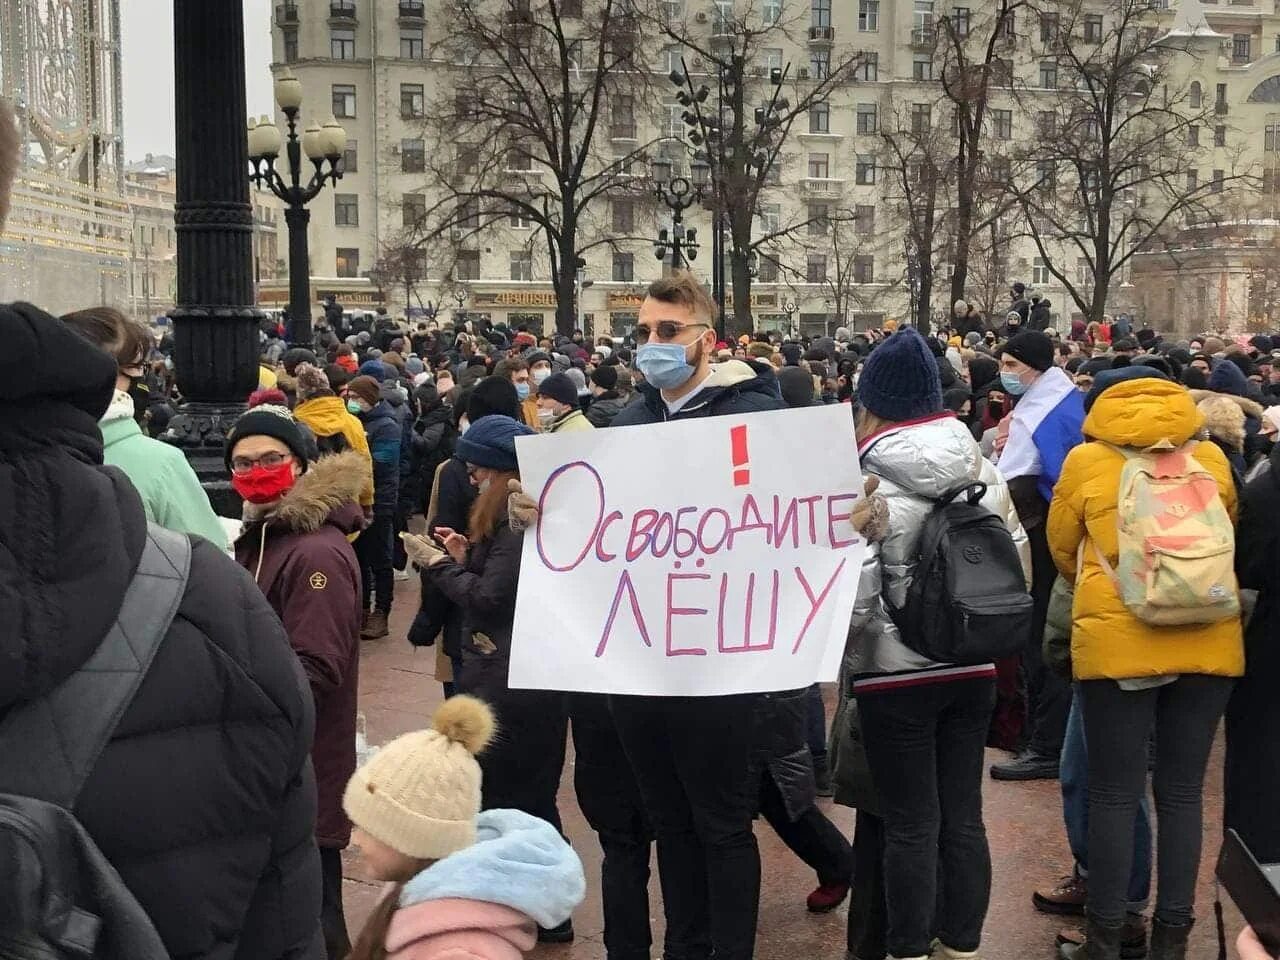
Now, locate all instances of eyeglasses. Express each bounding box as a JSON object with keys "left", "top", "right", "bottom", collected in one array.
[
  {"left": 231, "top": 452, "right": 291, "bottom": 475},
  {"left": 634, "top": 321, "right": 707, "bottom": 344}
]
